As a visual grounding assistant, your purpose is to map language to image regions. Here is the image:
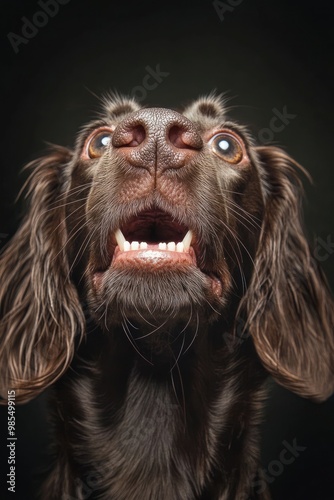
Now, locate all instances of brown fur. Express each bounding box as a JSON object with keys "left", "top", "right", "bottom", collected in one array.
[{"left": 0, "top": 94, "right": 333, "bottom": 499}]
